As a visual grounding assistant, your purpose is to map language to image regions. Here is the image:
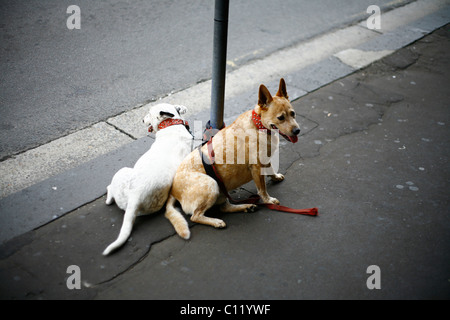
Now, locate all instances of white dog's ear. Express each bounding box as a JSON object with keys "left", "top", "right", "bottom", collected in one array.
[
  {"left": 174, "top": 105, "right": 187, "bottom": 115},
  {"left": 160, "top": 111, "right": 175, "bottom": 118}
]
